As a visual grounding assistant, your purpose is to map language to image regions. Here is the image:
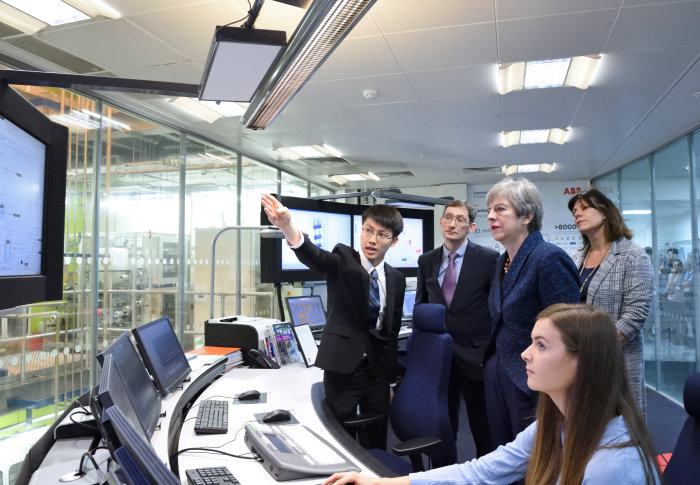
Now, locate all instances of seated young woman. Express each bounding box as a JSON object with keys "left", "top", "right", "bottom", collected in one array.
[{"left": 323, "top": 303, "right": 661, "bottom": 485}]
